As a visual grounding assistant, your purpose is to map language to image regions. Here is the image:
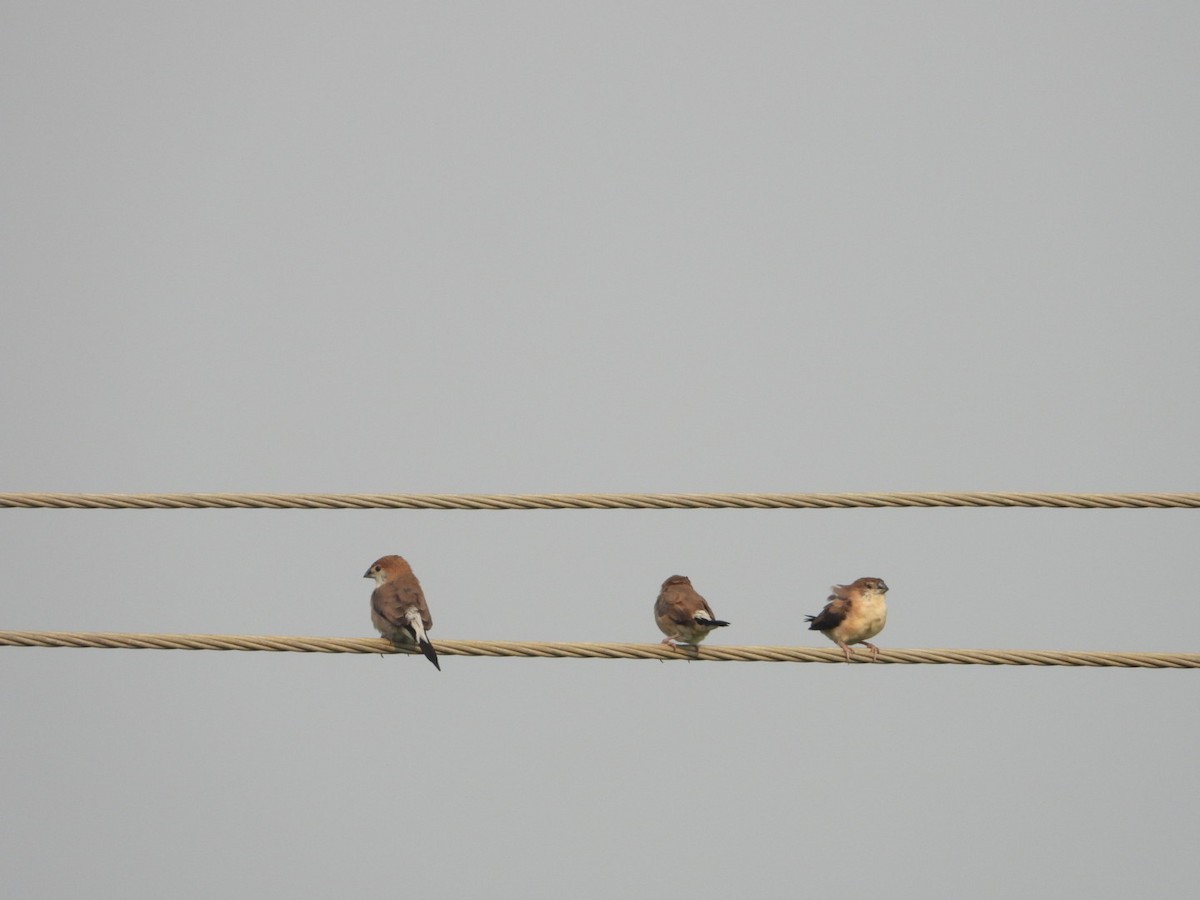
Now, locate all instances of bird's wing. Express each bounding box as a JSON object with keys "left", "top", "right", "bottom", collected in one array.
[
  {"left": 405, "top": 578, "right": 433, "bottom": 631},
  {"left": 656, "top": 585, "right": 702, "bottom": 626},
  {"left": 373, "top": 575, "right": 432, "bottom": 629},
  {"left": 371, "top": 582, "right": 409, "bottom": 631},
  {"left": 808, "top": 594, "right": 852, "bottom": 631},
  {"left": 395, "top": 571, "right": 432, "bottom": 630}
]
